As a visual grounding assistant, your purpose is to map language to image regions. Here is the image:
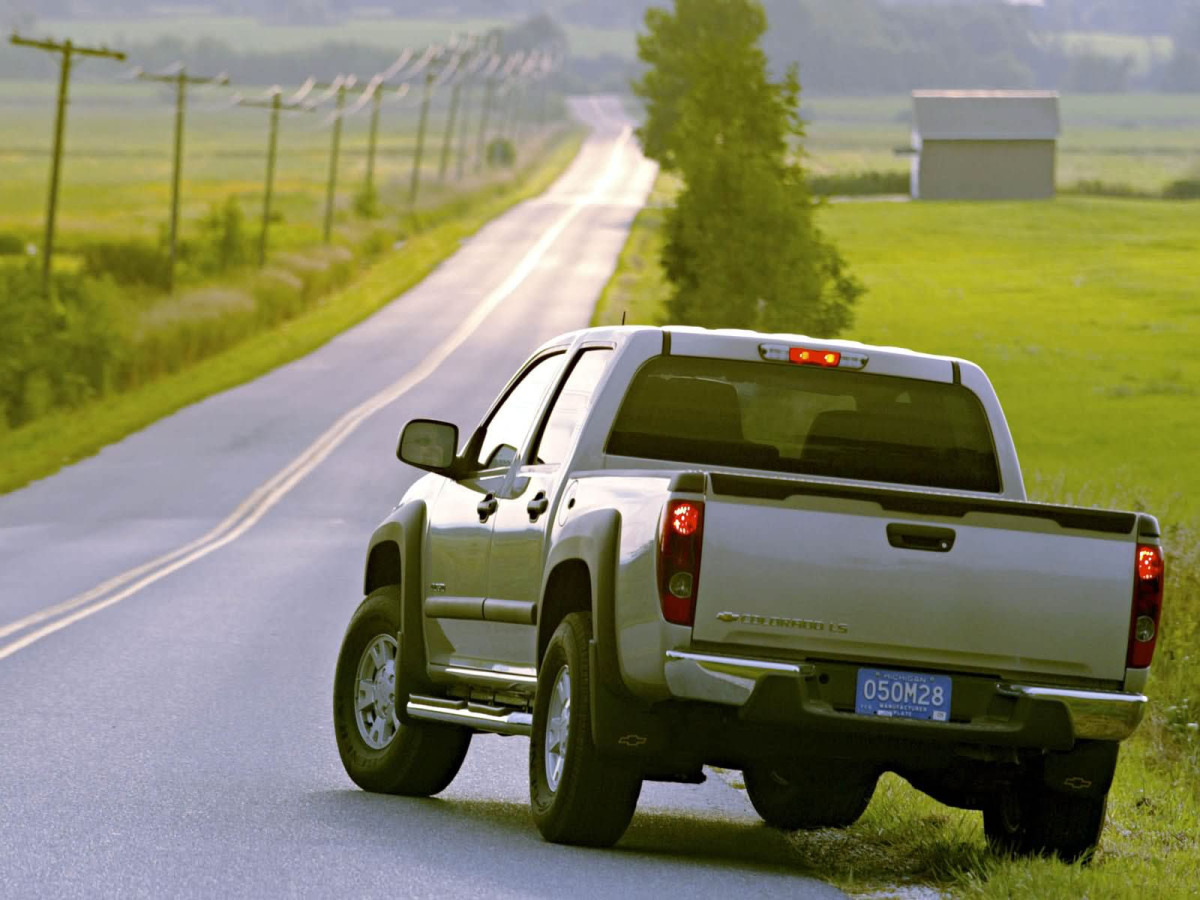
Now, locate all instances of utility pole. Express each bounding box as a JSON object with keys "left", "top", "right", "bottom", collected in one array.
[
  {"left": 364, "top": 86, "right": 383, "bottom": 204},
  {"left": 310, "top": 75, "right": 358, "bottom": 244},
  {"left": 408, "top": 68, "right": 436, "bottom": 208},
  {"left": 10, "top": 33, "right": 126, "bottom": 296},
  {"left": 509, "top": 84, "right": 525, "bottom": 145},
  {"left": 437, "top": 81, "right": 461, "bottom": 182},
  {"left": 236, "top": 88, "right": 313, "bottom": 266},
  {"left": 455, "top": 81, "right": 472, "bottom": 181},
  {"left": 475, "top": 79, "right": 495, "bottom": 172},
  {"left": 135, "top": 64, "right": 229, "bottom": 292},
  {"left": 354, "top": 79, "right": 411, "bottom": 211}
]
